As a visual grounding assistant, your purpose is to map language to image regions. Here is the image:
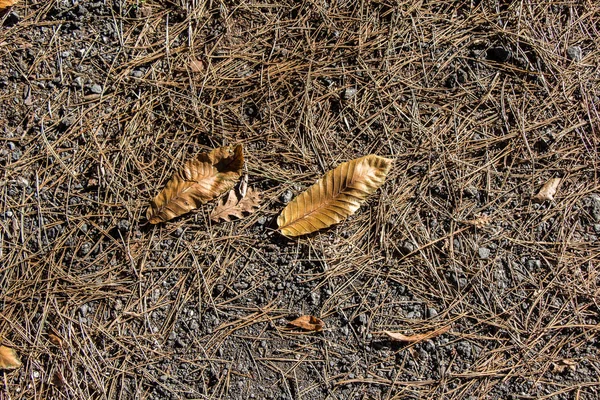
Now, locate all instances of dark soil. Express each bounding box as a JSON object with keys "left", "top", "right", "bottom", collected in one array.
[{"left": 1, "top": 1, "right": 600, "bottom": 399}]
